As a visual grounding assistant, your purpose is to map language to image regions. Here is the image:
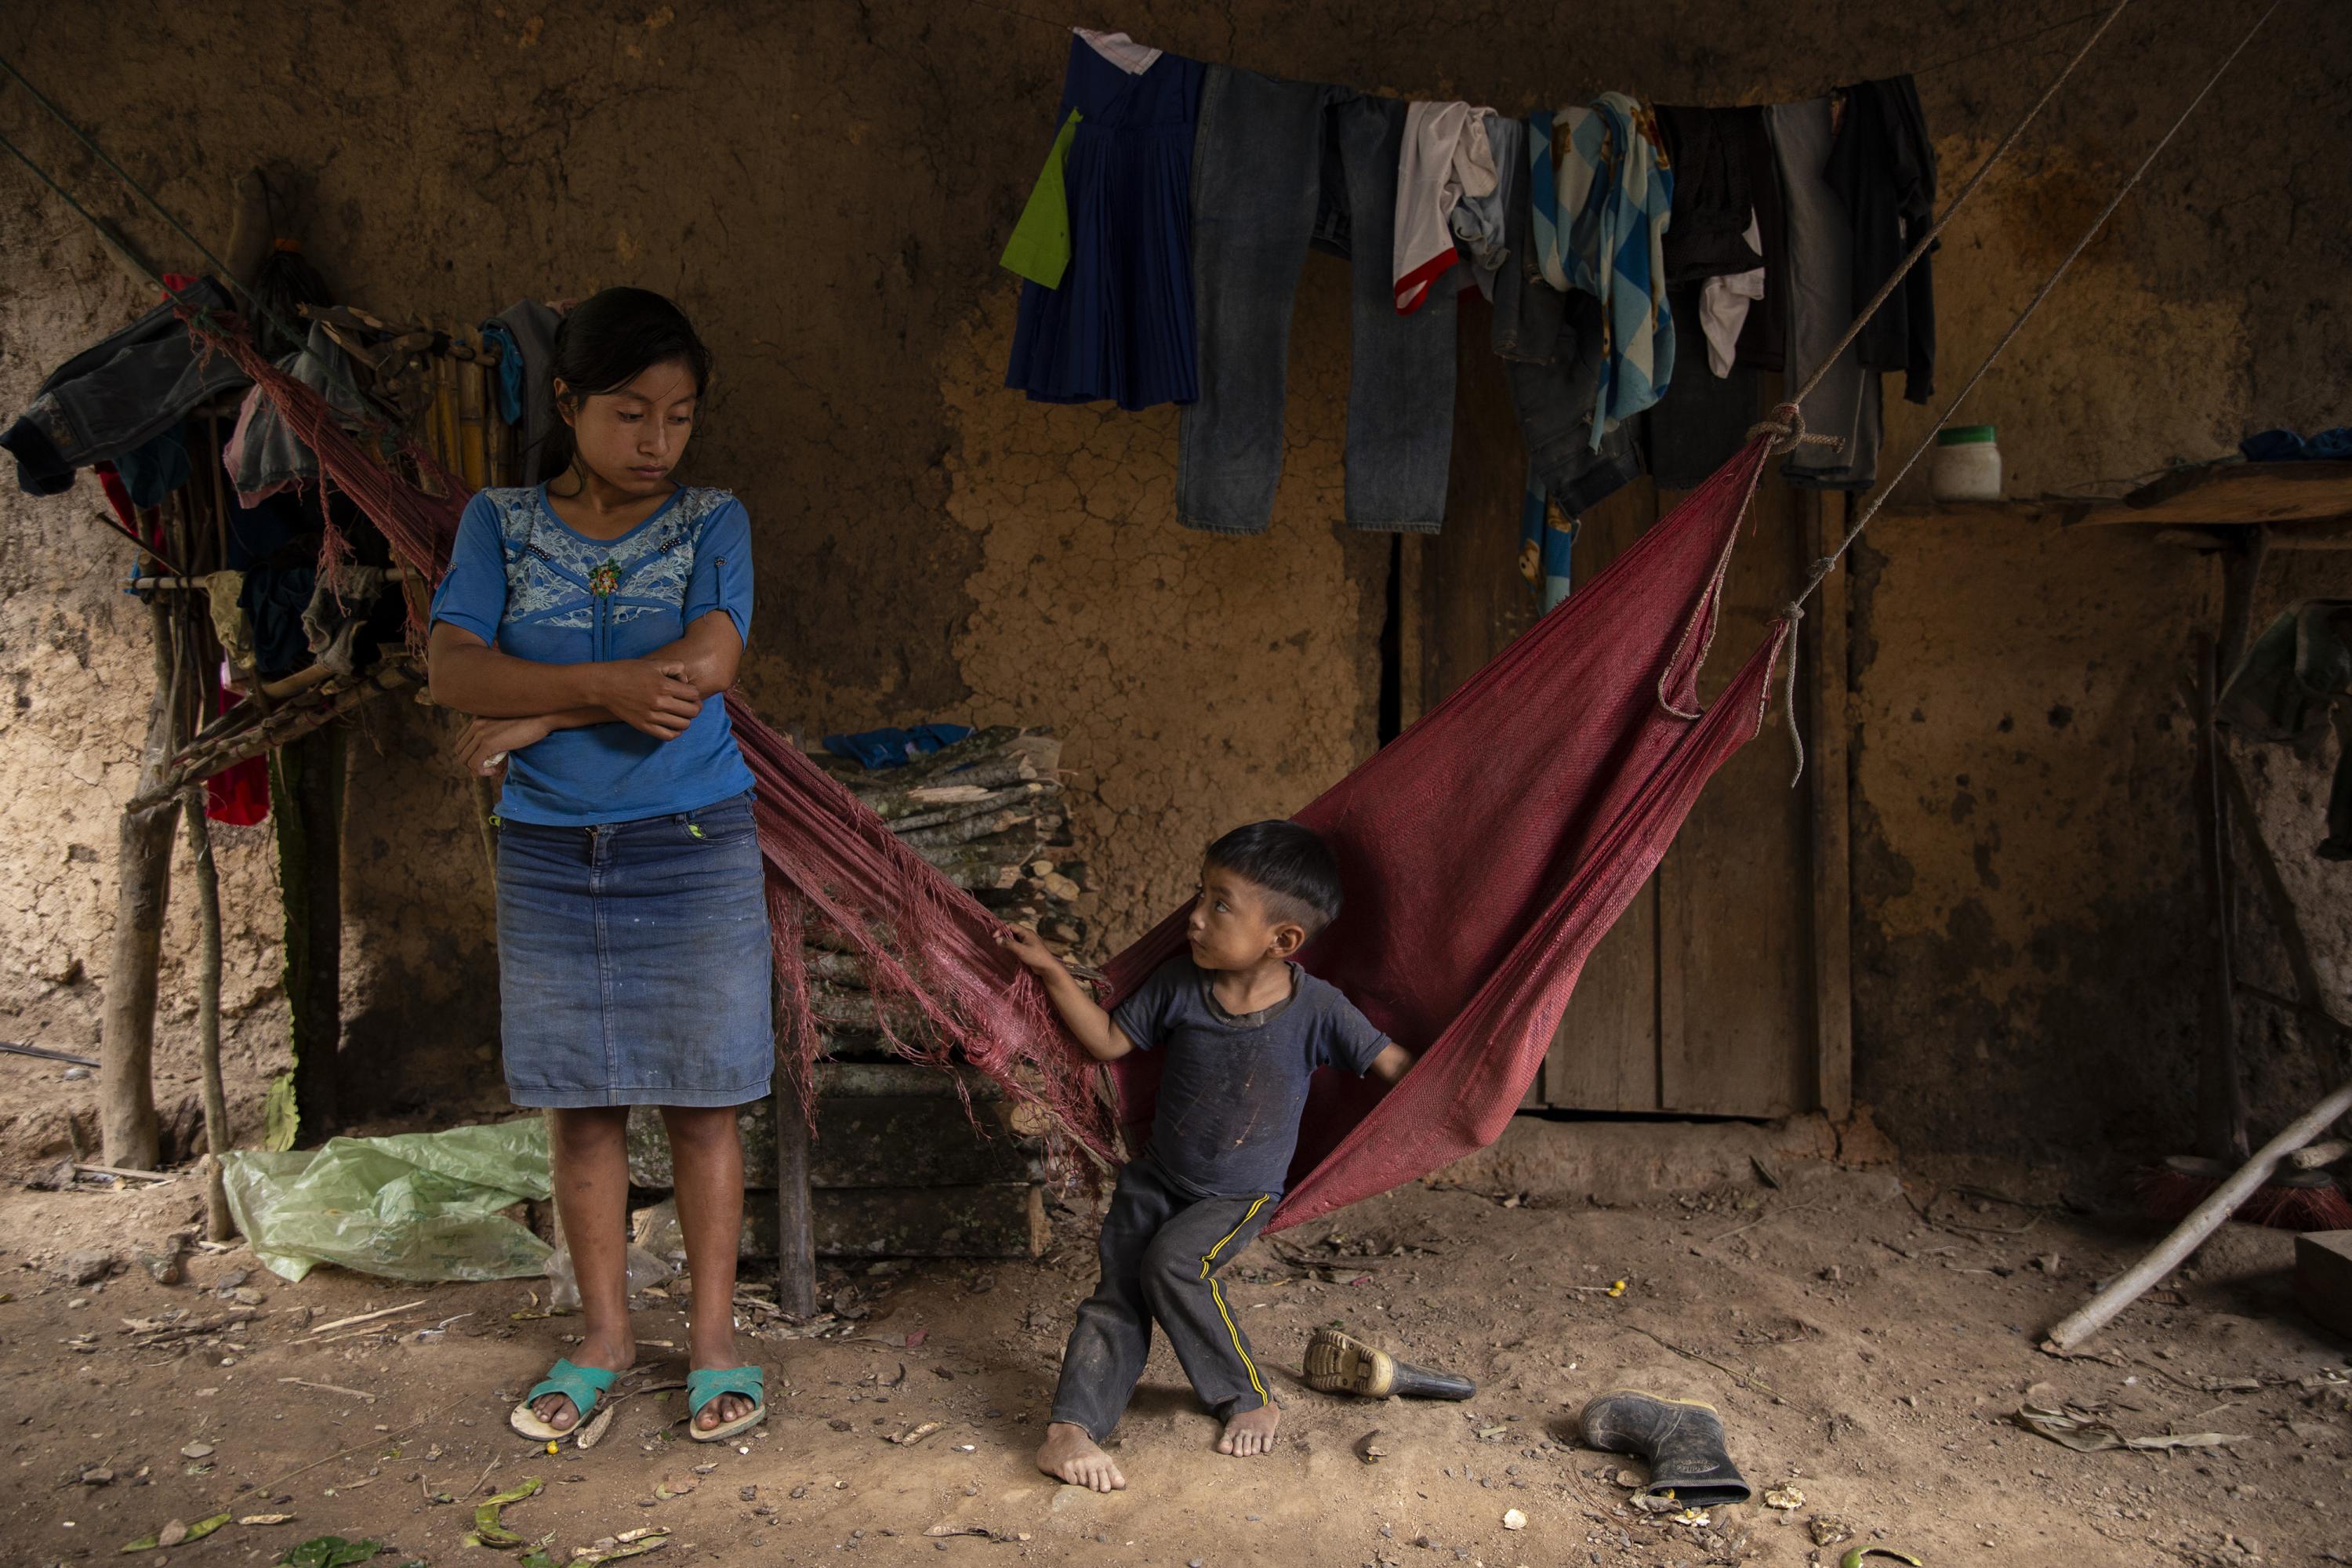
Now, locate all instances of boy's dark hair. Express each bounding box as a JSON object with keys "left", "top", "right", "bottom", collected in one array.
[
  {"left": 1205, "top": 820, "right": 1344, "bottom": 936},
  {"left": 541, "top": 286, "right": 713, "bottom": 478}
]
